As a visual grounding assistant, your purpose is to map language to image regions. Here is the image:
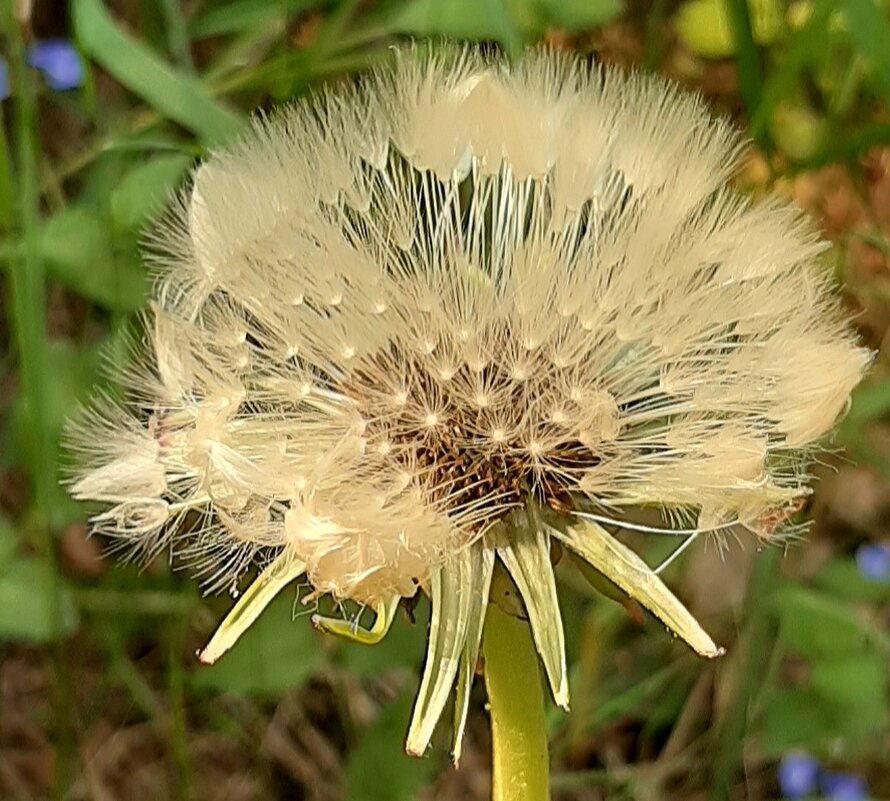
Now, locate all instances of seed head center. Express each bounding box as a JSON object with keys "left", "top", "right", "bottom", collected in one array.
[{"left": 346, "top": 350, "right": 602, "bottom": 528}]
